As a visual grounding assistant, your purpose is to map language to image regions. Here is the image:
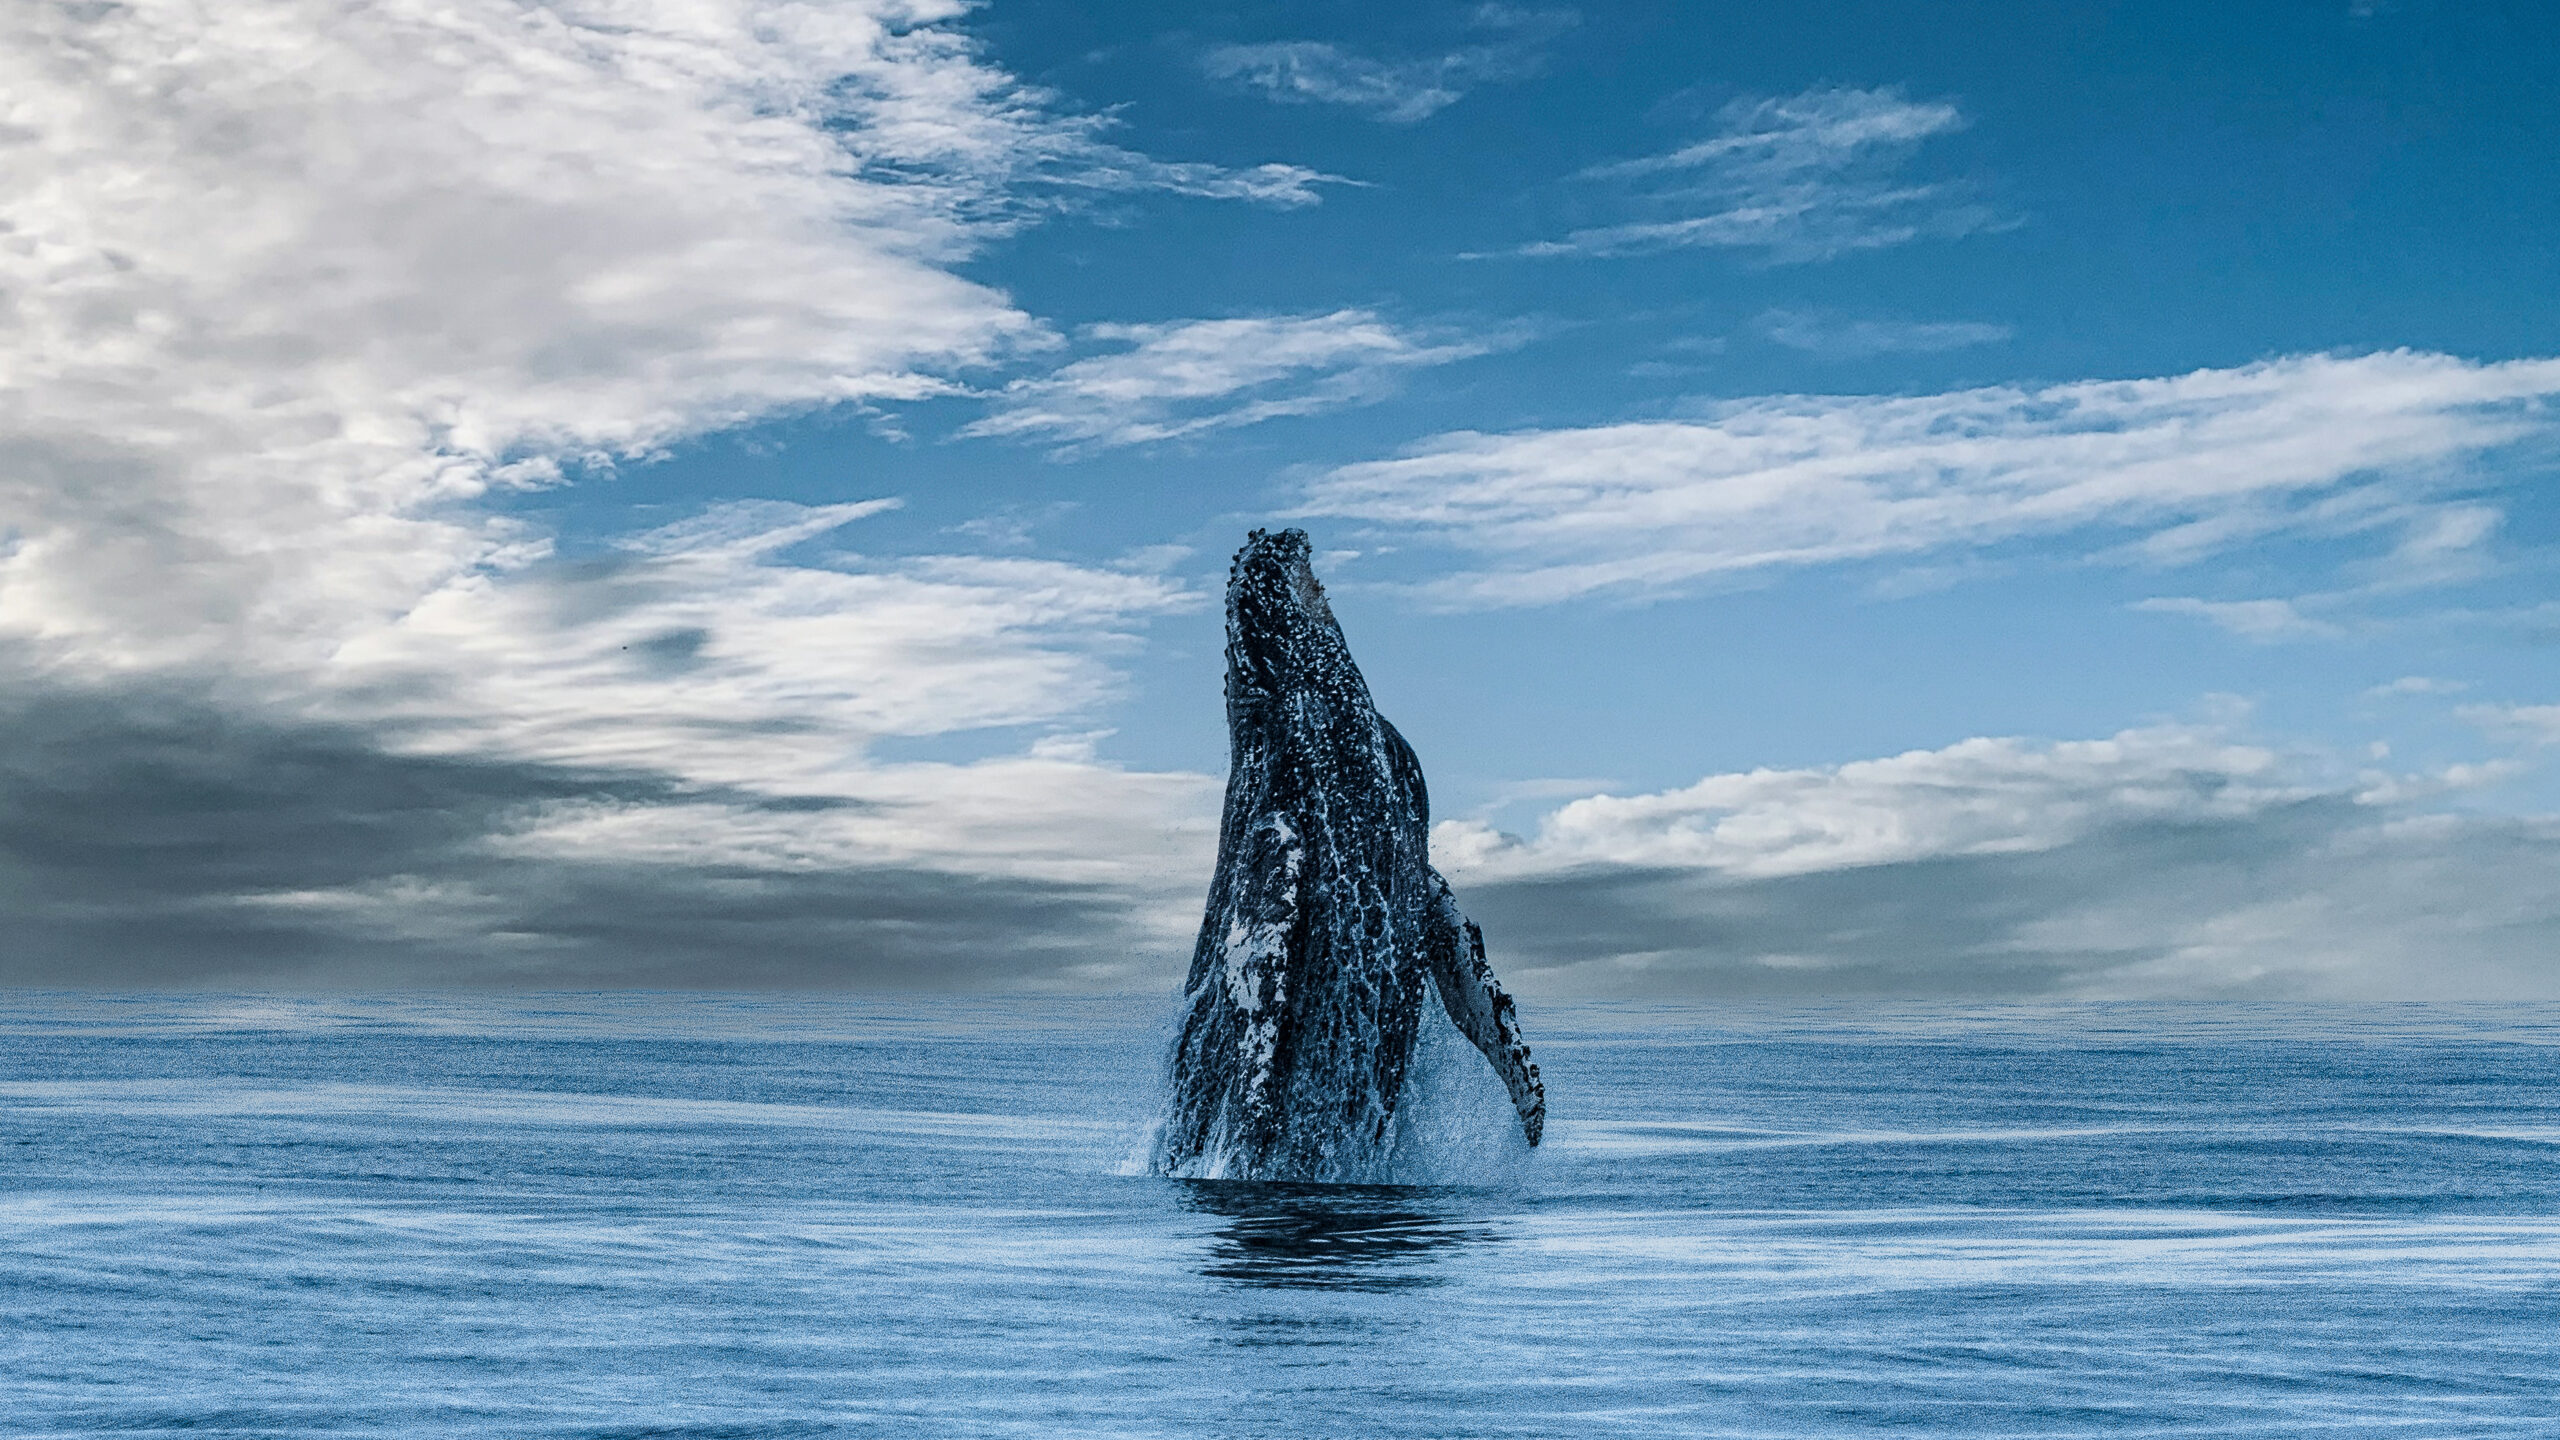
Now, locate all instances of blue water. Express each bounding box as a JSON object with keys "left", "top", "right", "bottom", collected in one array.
[{"left": 6, "top": 994, "right": 2560, "bottom": 1437}]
